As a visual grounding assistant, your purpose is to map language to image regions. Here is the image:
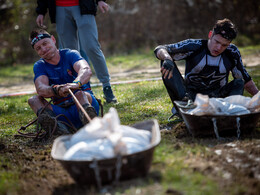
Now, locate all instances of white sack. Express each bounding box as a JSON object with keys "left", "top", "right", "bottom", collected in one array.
[
  {"left": 188, "top": 93, "right": 250, "bottom": 115},
  {"left": 246, "top": 91, "right": 260, "bottom": 111},
  {"left": 63, "top": 108, "right": 151, "bottom": 160}
]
